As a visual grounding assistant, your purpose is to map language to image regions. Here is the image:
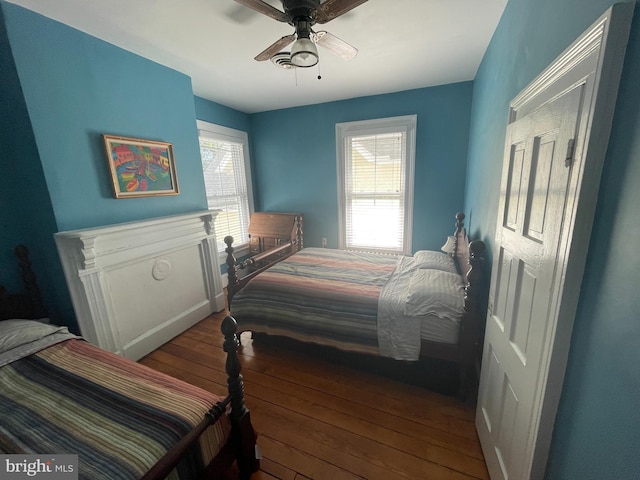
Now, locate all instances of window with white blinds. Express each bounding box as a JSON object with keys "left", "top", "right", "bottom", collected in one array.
[
  {"left": 197, "top": 120, "right": 253, "bottom": 253},
  {"left": 336, "top": 116, "right": 416, "bottom": 255}
]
